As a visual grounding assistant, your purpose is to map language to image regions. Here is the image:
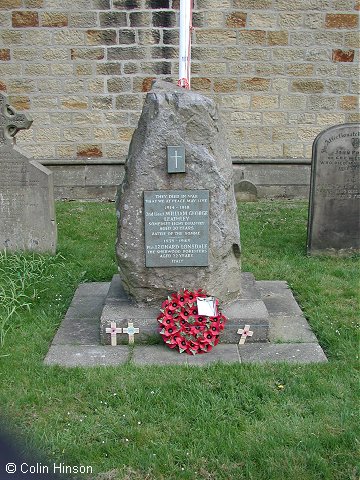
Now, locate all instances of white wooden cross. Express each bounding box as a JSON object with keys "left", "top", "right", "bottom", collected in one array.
[
  {"left": 237, "top": 324, "right": 254, "bottom": 345},
  {"left": 106, "top": 322, "right": 122, "bottom": 346},
  {"left": 123, "top": 322, "right": 140, "bottom": 344}
]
